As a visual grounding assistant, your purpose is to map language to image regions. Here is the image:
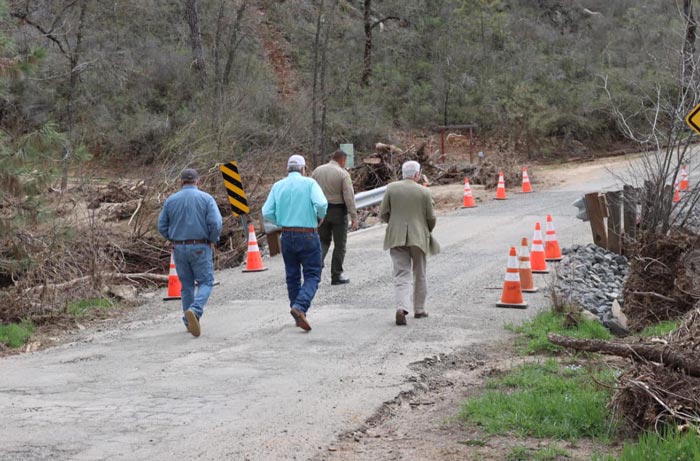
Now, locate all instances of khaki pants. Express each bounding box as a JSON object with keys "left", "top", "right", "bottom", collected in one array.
[{"left": 389, "top": 246, "right": 427, "bottom": 315}]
